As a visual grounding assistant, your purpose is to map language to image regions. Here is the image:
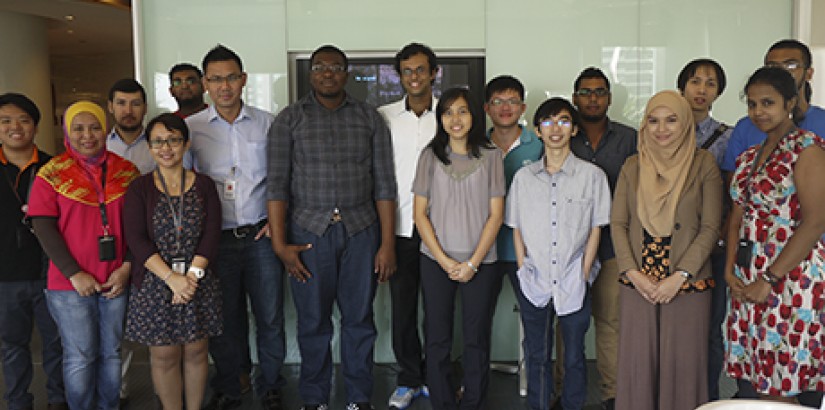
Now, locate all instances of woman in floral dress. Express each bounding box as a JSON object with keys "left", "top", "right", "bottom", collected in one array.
[{"left": 725, "top": 66, "right": 825, "bottom": 402}]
